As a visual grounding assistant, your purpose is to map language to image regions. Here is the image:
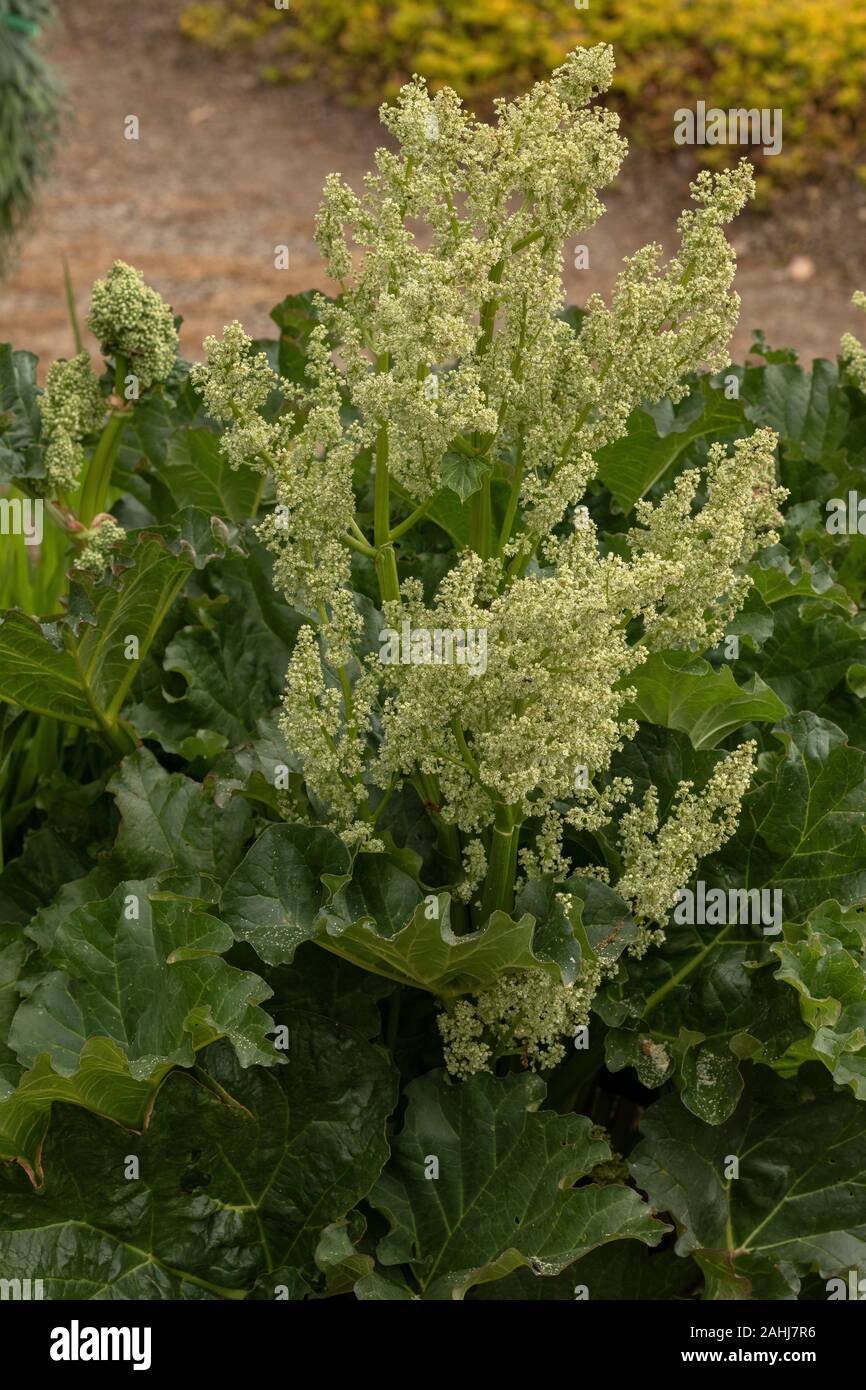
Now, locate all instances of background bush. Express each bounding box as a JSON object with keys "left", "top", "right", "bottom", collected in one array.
[
  {"left": 180, "top": 0, "right": 866, "bottom": 184},
  {"left": 0, "top": 0, "right": 61, "bottom": 262}
]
